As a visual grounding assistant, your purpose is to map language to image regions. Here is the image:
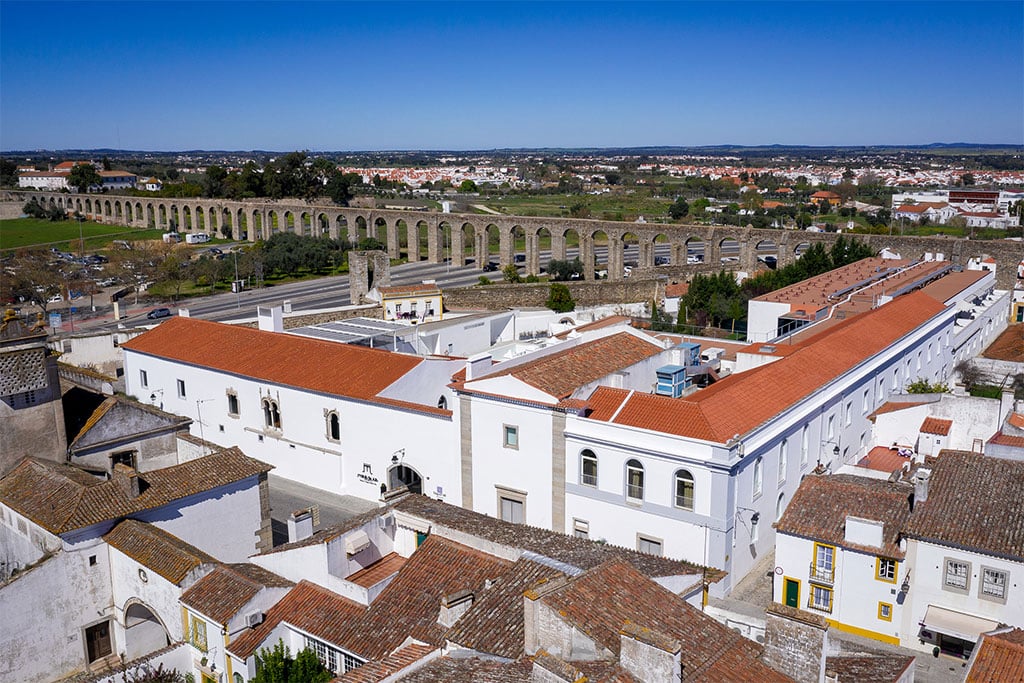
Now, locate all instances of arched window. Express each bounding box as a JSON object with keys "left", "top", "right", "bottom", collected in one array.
[
  {"left": 776, "top": 492, "right": 786, "bottom": 521},
  {"left": 674, "top": 470, "right": 694, "bottom": 510},
  {"left": 581, "top": 450, "right": 598, "bottom": 486},
  {"left": 800, "top": 425, "right": 809, "bottom": 466},
  {"left": 437, "top": 395, "right": 448, "bottom": 410},
  {"left": 262, "top": 398, "right": 281, "bottom": 429},
  {"left": 626, "top": 459, "right": 644, "bottom": 502},
  {"left": 326, "top": 411, "right": 340, "bottom": 441}
]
